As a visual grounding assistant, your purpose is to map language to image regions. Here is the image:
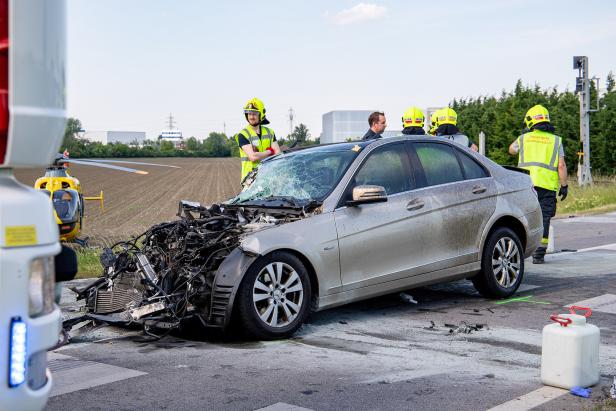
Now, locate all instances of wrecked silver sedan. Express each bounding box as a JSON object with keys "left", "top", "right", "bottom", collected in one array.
[{"left": 67, "top": 136, "right": 543, "bottom": 340}]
